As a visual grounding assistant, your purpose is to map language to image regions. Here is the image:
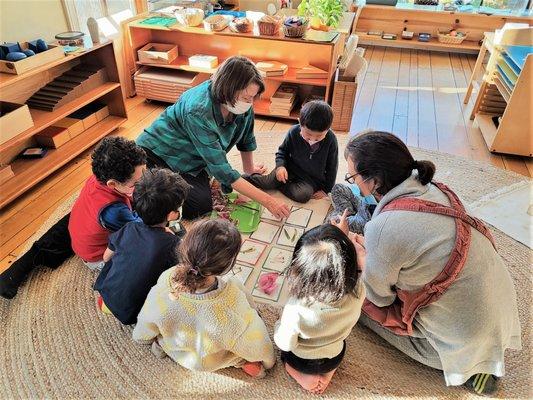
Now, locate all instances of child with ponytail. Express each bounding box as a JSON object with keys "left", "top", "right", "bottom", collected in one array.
[{"left": 132, "top": 219, "right": 275, "bottom": 377}]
